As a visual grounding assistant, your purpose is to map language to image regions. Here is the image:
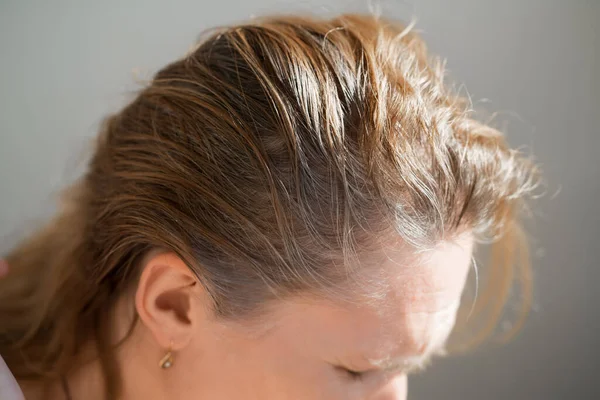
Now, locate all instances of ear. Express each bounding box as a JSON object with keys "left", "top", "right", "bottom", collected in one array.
[{"left": 135, "top": 251, "right": 200, "bottom": 351}]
